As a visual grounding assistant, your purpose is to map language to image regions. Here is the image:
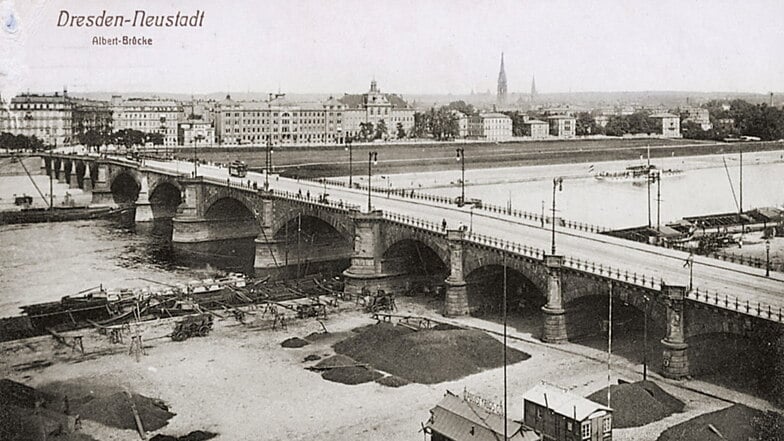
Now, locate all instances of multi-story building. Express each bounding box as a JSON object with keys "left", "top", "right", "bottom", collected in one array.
[
  {"left": 452, "top": 111, "right": 470, "bottom": 138},
  {"left": 214, "top": 95, "right": 346, "bottom": 146},
  {"left": 111, "top": 96, "right": 181, "bottom": 146},
  {"left": 650, "top": 112, "right": 681, "bottom": 138},
  {"left": 682, "top": 106, "right": 712, "bottom": 130},
  {"left": 468, "top": 113, "right": 513, "bottom": 141},
  {"left": 522, "top": 384, "right": 612, "bottom": 441},
  {"left": 72, "top": 98, "right": 113, "bottom": 143},
  {"left": 340, "top": 80, "right": 415, "bottom": 140},
  {"left": 0, "top": 91, "right": 74, "bottom": 146},
  {"left": 548, "top": 115, "right": 576, "bottom": 138},
  {"left": 523, "top": 119, "right": 549, "bottom": 138},
  {"left": 178, "top": 120, "right": 215, "bottom": 147}
]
